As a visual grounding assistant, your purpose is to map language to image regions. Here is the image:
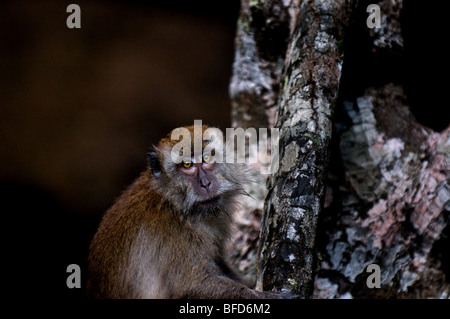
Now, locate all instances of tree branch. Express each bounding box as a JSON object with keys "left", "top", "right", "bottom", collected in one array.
[{"left": 256, "top": 0, "right": 353, "bottom": 298}]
